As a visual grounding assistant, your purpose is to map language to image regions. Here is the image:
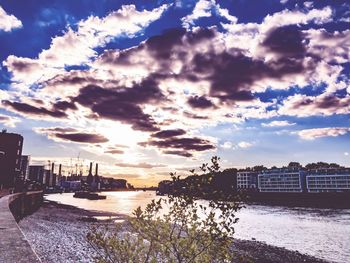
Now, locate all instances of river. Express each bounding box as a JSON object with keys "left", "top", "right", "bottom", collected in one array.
[{"left": 46, "top": 191, "right": 350, "bottom": 263}]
